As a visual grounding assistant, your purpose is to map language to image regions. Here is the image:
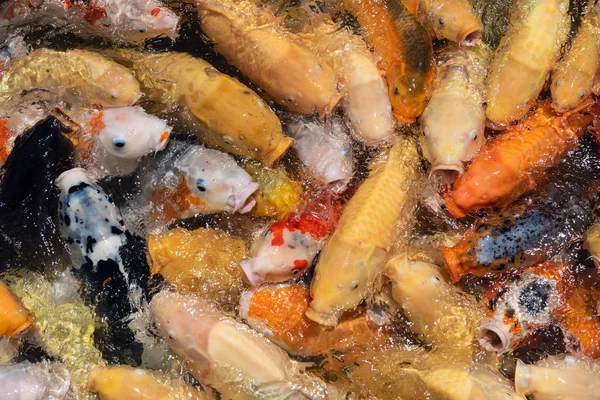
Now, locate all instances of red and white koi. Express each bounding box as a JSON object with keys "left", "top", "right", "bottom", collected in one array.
[{"left": 240, "top": 190, "right": 342, "bottom": 286}]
